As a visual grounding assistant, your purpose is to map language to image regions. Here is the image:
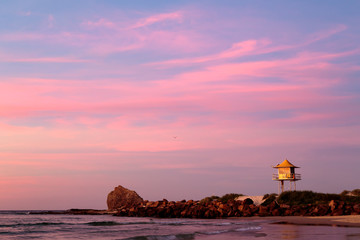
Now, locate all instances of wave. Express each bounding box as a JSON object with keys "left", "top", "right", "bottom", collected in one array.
[
  {"left": 201, "top": 229, "right": 230, "bottom": 235},
  {"left": 149, "top": 220, "right": 250, "bottom": 226},
  {"left": 123, "top": 225, "right": 263, "bottom": 240},
  {"left": 85, "top": 219, "right": 239, "bottom": 227},
  {"left": 0, "top": 211, "right": 33, "bottom": 215},
  {"left": 0, "top": 222, "right": 65, "bottom": 228},
  {"left": 123, "top": 233, "right": 195, "bottom": 240},
  {"left": 235, "top": 226, "right": 262, "bottom": 231},
  {"left": 155, "top": 220, "right": 257, "bottom": 227},
  {"left": 86, "top": 221, "right": 156, "bottom": 226},
  {"left": 86, "top": 221, "right": 121, "bottom": 226},
  {"left": 197, "top": 224, "right": 262, "bottom": 235}
]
